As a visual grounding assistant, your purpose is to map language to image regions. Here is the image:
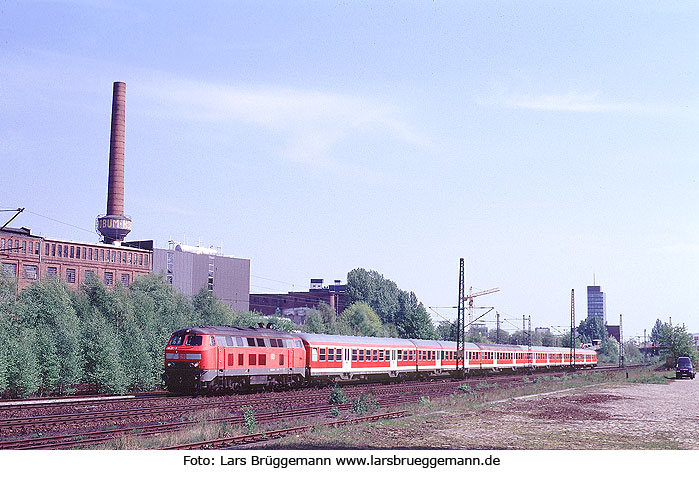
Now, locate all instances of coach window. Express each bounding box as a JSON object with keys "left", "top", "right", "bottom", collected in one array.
[
  {"left": 358, "top": 349, "right": 364, "bottom": 361},
  {"left": 372, "top": 349, "right": 378, "bottom": 362},
  {"left": 379, "top": 350, "right": 384, "bottom": 361},
  {"left": 312, "top": 348, "right": 318, "bottom": 362},
  {"left": 319, "top": 348, "right": 326, "bottom": 361},
  {"left": 352, "top": 349, "right": 357, "bottom": 362}
]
